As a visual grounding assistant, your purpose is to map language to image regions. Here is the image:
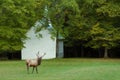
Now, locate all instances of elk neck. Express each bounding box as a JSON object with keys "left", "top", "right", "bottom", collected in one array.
[{"left": 37, "top": 57, "right": 42, "bottom": 65}]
